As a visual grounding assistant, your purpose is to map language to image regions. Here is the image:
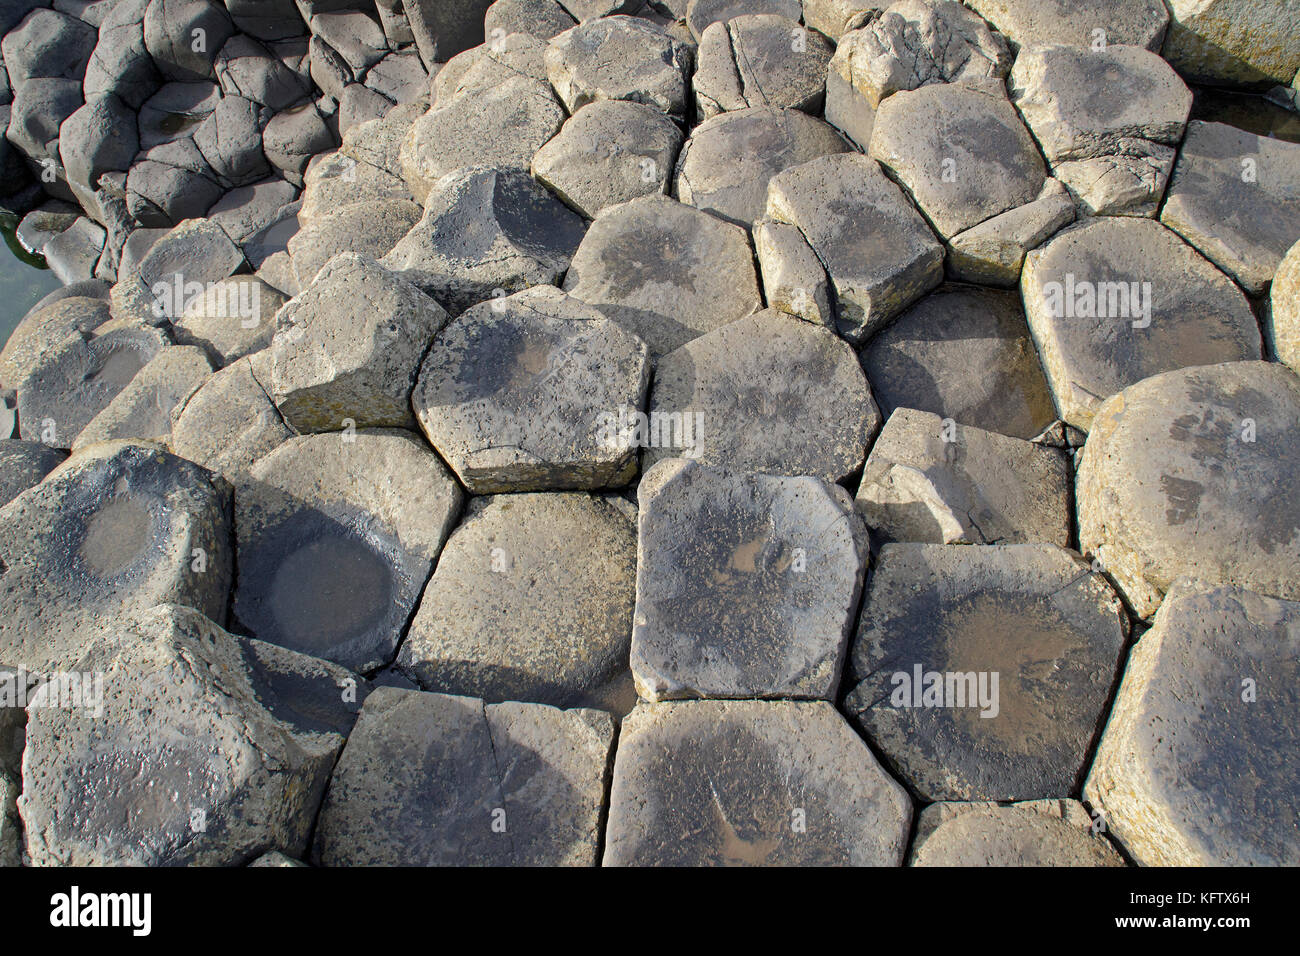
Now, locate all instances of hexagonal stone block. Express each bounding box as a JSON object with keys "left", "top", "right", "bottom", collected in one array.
[
  {"left": 632, "top": 460, "right": 869, "bottom": 701},
  {"left": 675, "top": 106, "right": 851, "bottom": 227},
  {"left": 1023, "top": 218, "right": 1263, "bottom": 431},
  {"left": 398, "top": 493, "right": 636, "bottom": 708},
  {"left": 271, "top": 254, "right": 450, "bottom": 433},
  {"left": 110, "top": 218, "right": 247, "bottom": 326},
  {"left": 604, "top": 700, "right": 913, "bottom": 866},
  {"left": 857, "top": 408, "right": 1072, "bottom": 547},
  {"left": 870, "top": 79, "right": 1046, "bottom": 239},
  {"left": 1076, "top": 361, "right": 1300, "bottom": 620},
  {"left": 562, "top": 195, "right": 761, "bottom": 359},
  {"left": 546, "top": 15, "right": 693, "bottom": 117},
  {"left": 383, "top": 166, "right": 588, "bottom": 316},
  {"left": 0, "top": 440, "right": 66, "bottom": 508},
  {"left": 964, "top": 0, "right": 1169, "bottom": 51},
  {"left": 860, "top": 285, "right": 1056, "bottom": 440},
  {"left": 909, "top": 800, "right": 1125, "bottom": 866},
  {"left": 72, "top": 344, "right": 214, "bottom": 450},
  {"left": 18, "top": 604, "right": 360, "bottom": 866},
  {"left": 0, "top": 441, "right": 232, "bottom": 673},
  {"left": 531, "top": 100, "right": 684, "bottom": 219},
  {"left": 646, "top": 309, "right": 880, "bottom": 482},
  {"left": 412, "top": 287, "right": 649, "bottom": 493},
  {"left": 694, "top": 15, "right": 833, "bottom": 119},
  {"left": 766, "top": 152, "right": 944, "bottom": 344},
  {"left": 233, "top": 430, "right": 463, "bottom": 673},
  {"left": 843, "top": 543, "right": 1128, "bottom": 802},
  {"left": 1085, "top": 580, "right": 1300, "bottom": 865},
  {"left": 1268, "top": 238, "right": 1300, "bottom": 374},
  {"left": 1160, "top": 121, "right": 1300, "bottom": 296},
  {"left": 313, "top": 687, "right": 615, "bottom": 866}
]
